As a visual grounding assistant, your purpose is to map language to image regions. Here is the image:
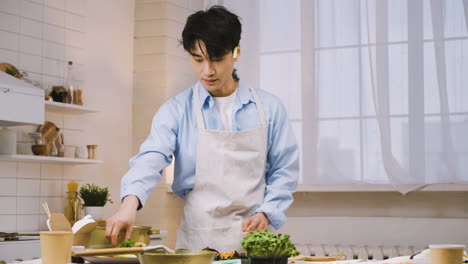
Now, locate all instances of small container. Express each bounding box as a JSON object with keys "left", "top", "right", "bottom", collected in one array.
[
  {"left": 40, "top": 231, "right": 73, "bottom": 264},
  {"left": 75, "top": 146, "right": 87, "bottom": 159},
  {"left": 29, "top": 132, "right": 47, "bottom": 145},
  {"left": 57, "top": 130, "right": 65, "bottom": 157},
  {"left": 429, "top": 244, "right": 465, "bottom": 264},
  {"left": 32, "top": 144, "right": 50, "bottom": 156},
  {"left": 0, "top": 127, "right": 17, "bottom": 155},
  {"left": 49, "top": 86, "right": 68, "bottom": 103},
  {"left": 73, "top": 89, "right": 83, "bottom": 106},
  {"left": 49, "top": 140, "right": 58, "bottom": 157},
  {"left": 86, "top": 145, "right": 97, "bottom": 159},
  {"left": 64, "top": 192, "right": 83, "bottom": 222}
]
